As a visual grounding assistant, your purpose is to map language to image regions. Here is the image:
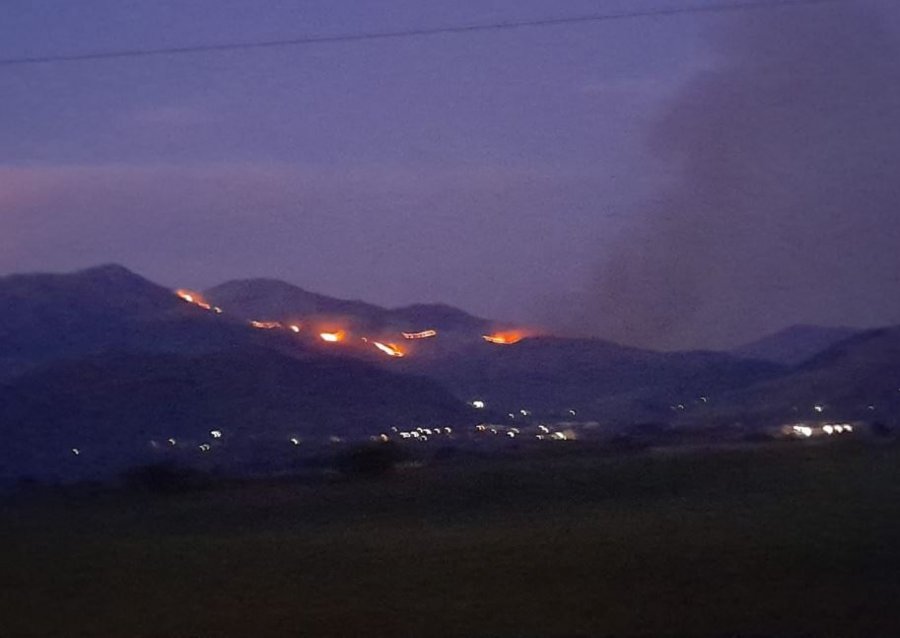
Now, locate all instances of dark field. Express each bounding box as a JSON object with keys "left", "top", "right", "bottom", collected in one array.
[{"left": 3, "top": 442, "right": 900, "bottom": 637}]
